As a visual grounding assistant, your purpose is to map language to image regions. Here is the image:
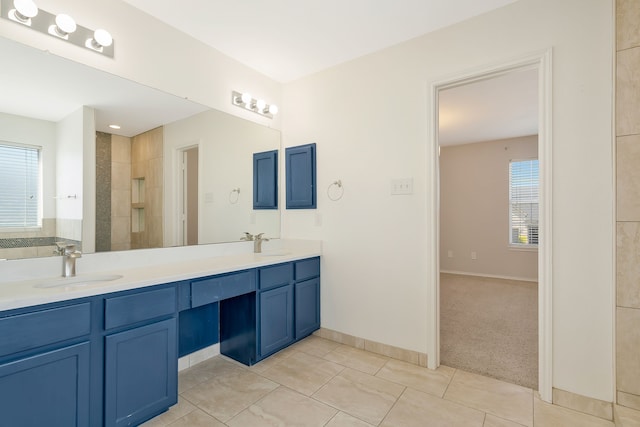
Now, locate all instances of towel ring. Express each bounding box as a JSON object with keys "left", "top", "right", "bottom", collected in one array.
[
  {"left": 327, "top": 180, "right": 344, "bottom": 201},
  {"left": 229, "top": 188, "right": 240, "bottom": 204}
]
